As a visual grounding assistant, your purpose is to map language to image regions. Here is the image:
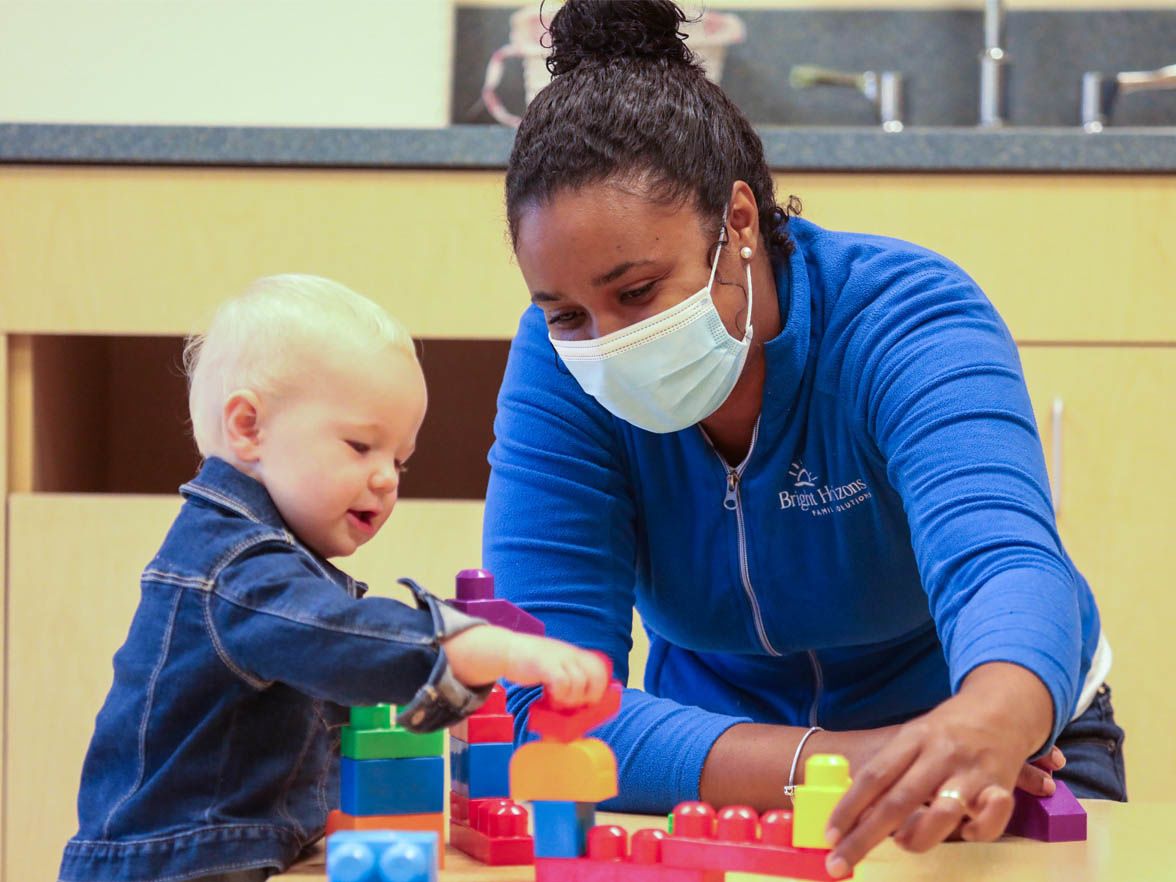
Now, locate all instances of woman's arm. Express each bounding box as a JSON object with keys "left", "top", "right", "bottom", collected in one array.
[{"left": 819, "top": 263, "right": 1083, "bottom": 876}]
